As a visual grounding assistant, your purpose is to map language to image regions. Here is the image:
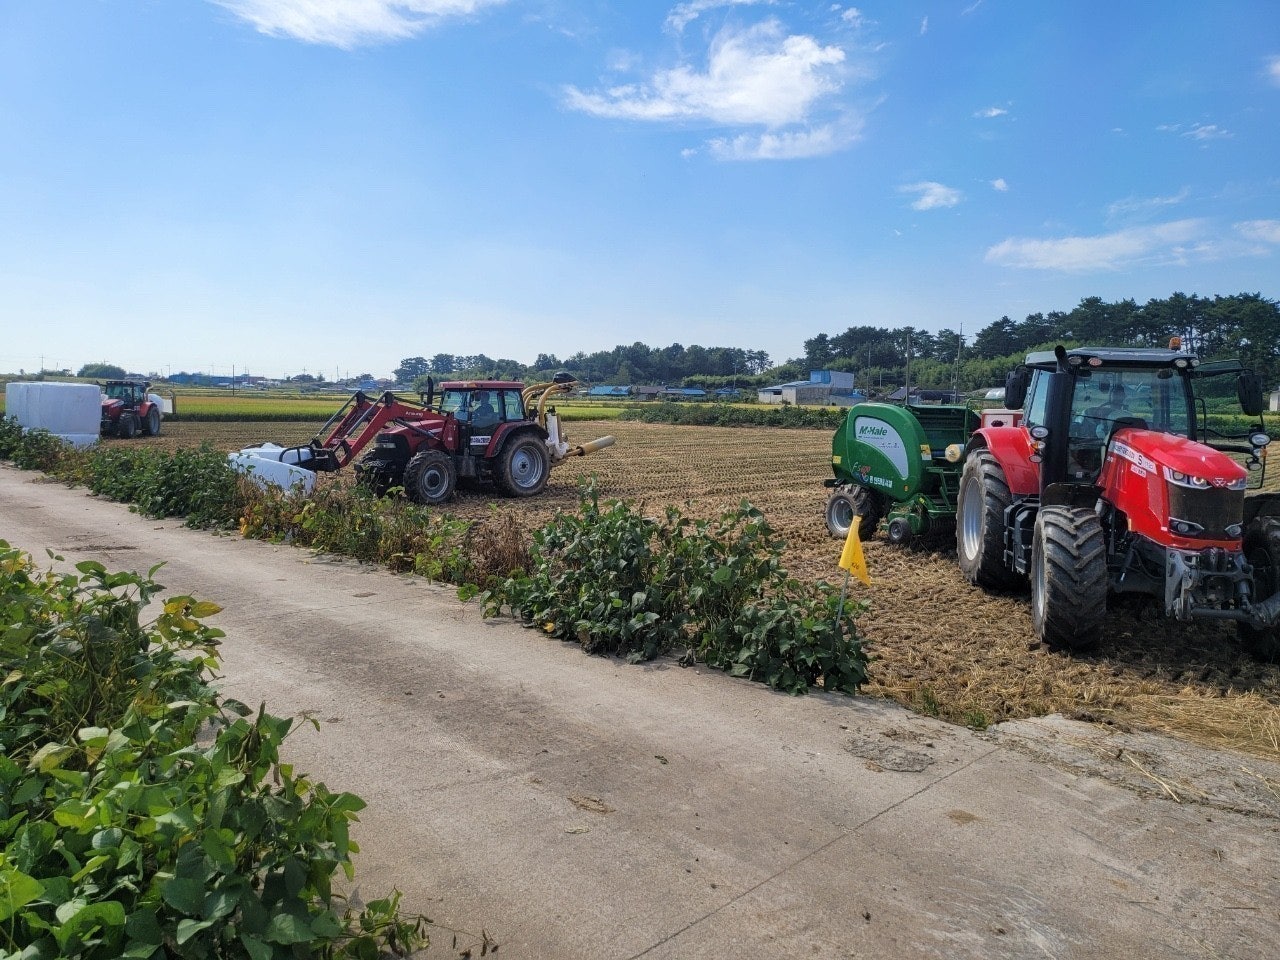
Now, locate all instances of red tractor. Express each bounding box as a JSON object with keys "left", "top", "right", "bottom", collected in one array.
[
  {"left": 100, "top": 380, "right": 163, "bottom": 438},
  {"left": 248, "top": 373, "right": 614, "bottom": 504},
  {"left": 957, "top": 342, "right": 1280, "bottom": 659}
]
